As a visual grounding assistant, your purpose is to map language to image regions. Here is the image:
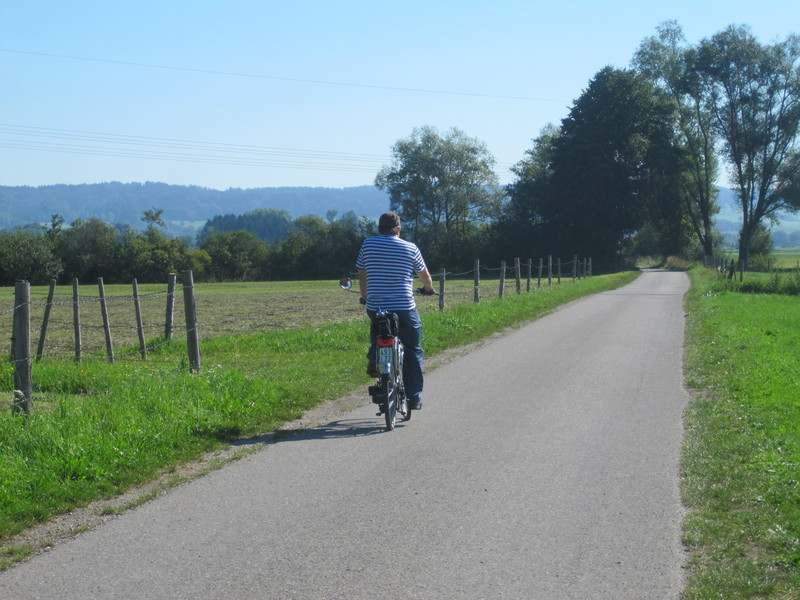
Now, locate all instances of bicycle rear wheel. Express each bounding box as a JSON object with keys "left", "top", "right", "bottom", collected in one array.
[
  {"left": 383, "top": 377, "right": 397, "bottom": 431},
  {"left": 397, "top": 344, "right": 409, "bottom": 421}
]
